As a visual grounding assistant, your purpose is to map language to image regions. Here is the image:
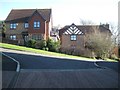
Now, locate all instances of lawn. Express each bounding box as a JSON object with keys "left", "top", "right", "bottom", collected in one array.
[{"left": 0, "top": 42, "right": 117, "bottom": 62}]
